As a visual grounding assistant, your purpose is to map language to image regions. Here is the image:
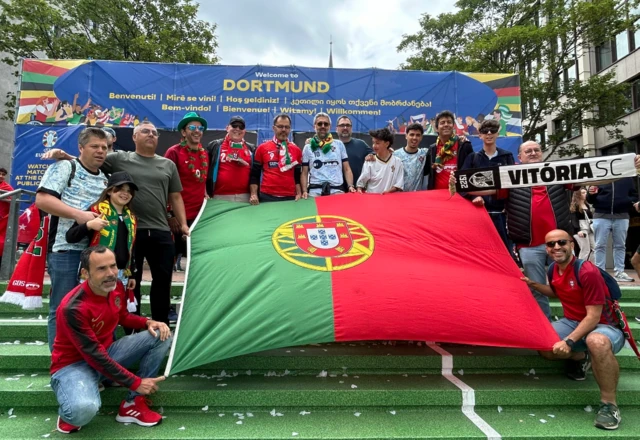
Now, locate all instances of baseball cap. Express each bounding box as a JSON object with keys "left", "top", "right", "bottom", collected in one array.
[
  {"left": 229, "top": 116, "right": 246, "bottom": 127},
  {"left": 107, "top": 171, "right": 138, "bottom": 192}
]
